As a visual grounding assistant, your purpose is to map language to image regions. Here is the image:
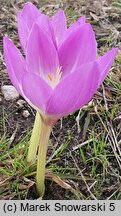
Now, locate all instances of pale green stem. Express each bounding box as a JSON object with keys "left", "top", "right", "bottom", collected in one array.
[
  {"left": 36, "top": 120, "right": 52, "bottom": 197},
  {"left": 27, "top": 112, "right": 41, "bottom": 163}
]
